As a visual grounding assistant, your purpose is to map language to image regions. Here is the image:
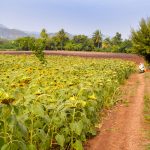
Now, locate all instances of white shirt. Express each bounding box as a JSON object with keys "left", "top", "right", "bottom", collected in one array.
[{"left": 139, "top": 63, "right": 145, "bottom": 71}]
